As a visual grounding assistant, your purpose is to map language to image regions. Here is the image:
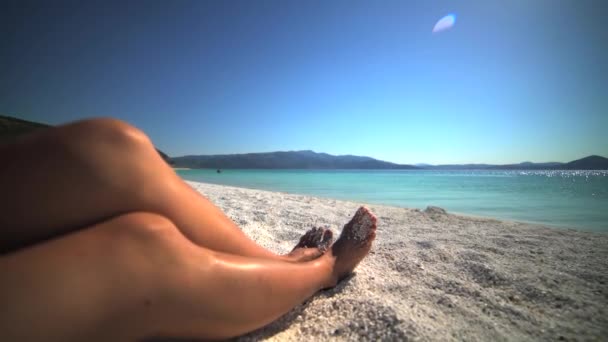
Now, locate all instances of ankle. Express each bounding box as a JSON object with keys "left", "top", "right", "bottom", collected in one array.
[{"left": 316, "top": 253, "right": 338, "bottom": 288}]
